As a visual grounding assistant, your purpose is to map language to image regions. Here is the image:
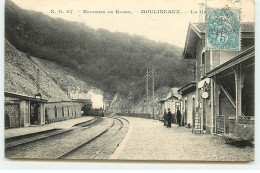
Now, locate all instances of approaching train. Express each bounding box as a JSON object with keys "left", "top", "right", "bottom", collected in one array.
[{"left": 81, "top": 104, "right": 104, "bottom": 117}]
